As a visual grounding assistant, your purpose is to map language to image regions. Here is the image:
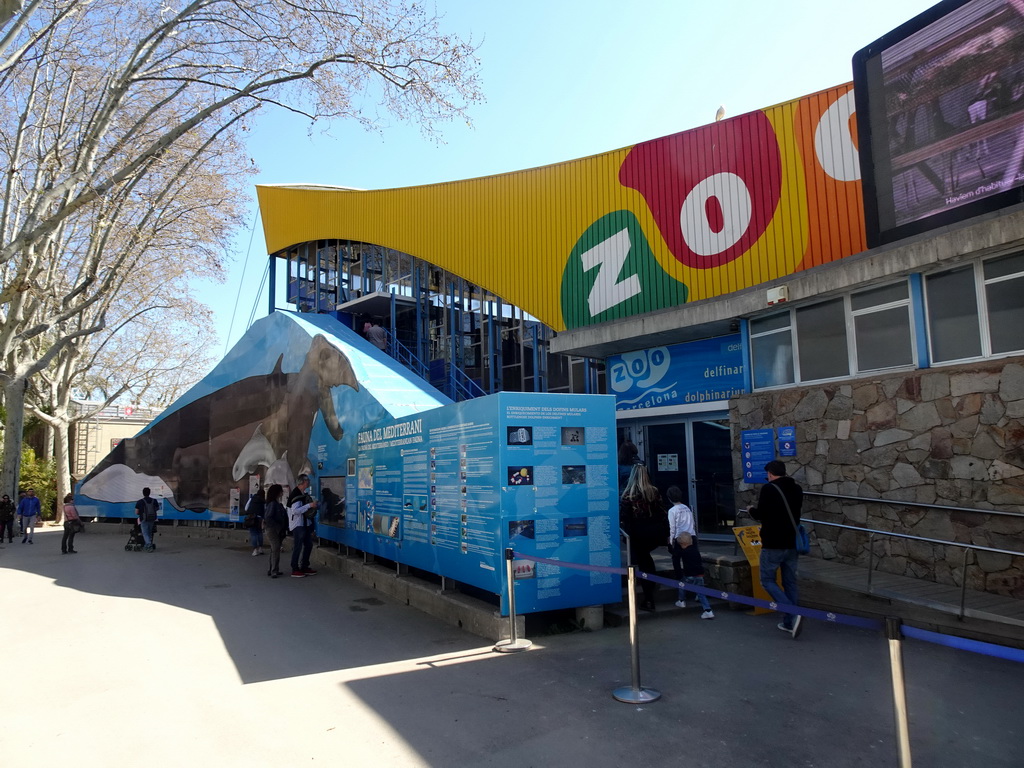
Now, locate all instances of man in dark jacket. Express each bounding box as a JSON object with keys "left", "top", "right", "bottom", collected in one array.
[{"left": 747, "top": 460, "right": 804, "bottom": 639}]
